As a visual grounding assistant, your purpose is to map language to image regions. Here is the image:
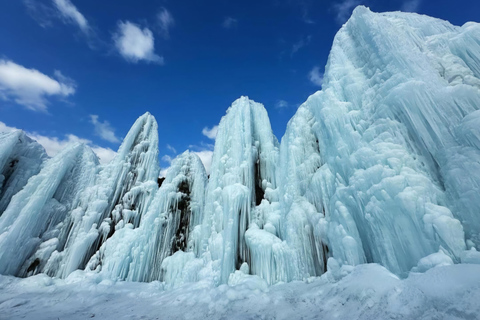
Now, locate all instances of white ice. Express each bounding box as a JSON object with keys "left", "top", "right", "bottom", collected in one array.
[{"left": 0, "top": 130, "right": 47, "bottom": 215}]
